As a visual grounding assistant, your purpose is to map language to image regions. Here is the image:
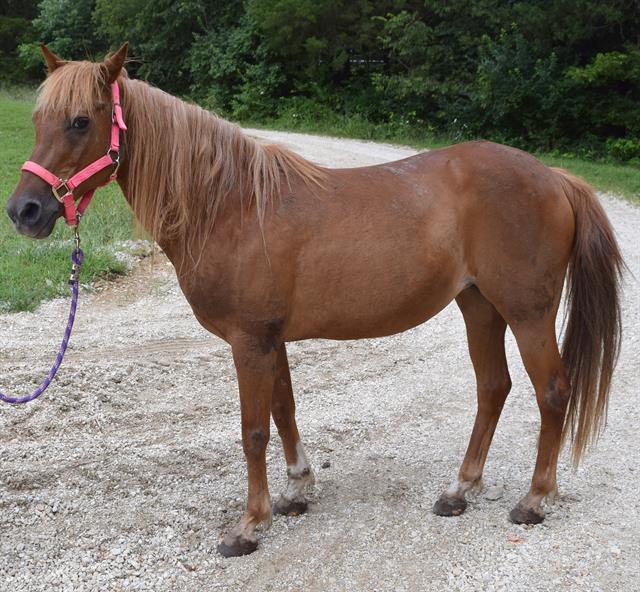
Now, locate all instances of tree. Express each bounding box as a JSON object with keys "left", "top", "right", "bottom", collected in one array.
[
  {"left": 0, "top": 0, "right": 38, "bottom": 82},
  {"left": 93, "top": 0, "right": 207, "bottom": 92}
]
